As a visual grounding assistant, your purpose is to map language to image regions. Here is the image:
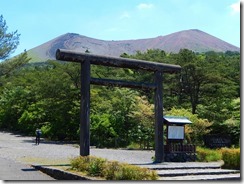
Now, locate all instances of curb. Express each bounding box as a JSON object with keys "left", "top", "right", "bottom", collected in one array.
[{"left": 32, "top": 165, "right": 93, "bottom": 180}]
